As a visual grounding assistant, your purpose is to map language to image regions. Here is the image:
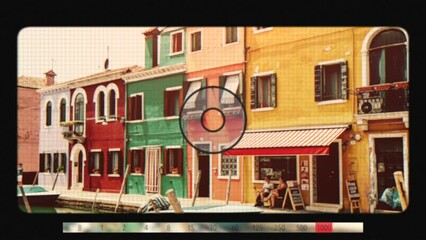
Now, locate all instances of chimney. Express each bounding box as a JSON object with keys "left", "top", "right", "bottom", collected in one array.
[{"left": 44, "top": 70, "right": 56, "bottom": 86}]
